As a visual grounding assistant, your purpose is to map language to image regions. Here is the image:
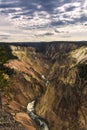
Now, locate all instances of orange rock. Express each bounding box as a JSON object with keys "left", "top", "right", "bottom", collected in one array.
[
  {"left": 14, "top": 112, "right": 38, "bottom": 130},
  {"left": 8, "top": 100, "right": 21, "bottom": 111}
]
